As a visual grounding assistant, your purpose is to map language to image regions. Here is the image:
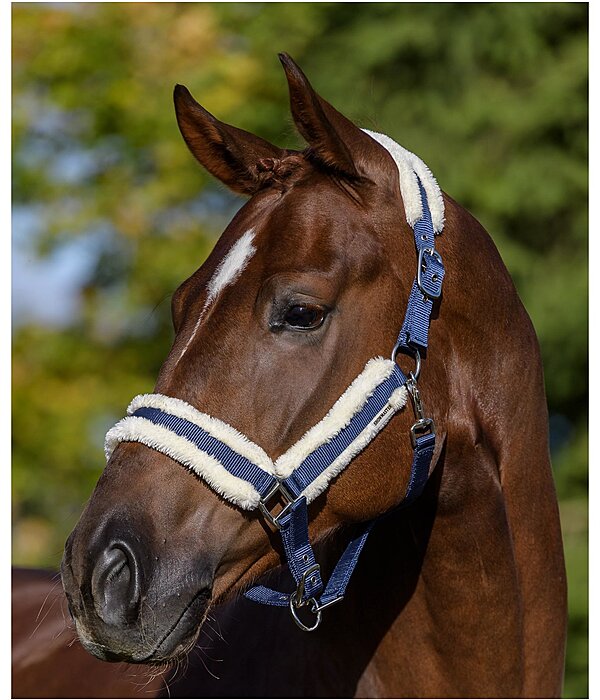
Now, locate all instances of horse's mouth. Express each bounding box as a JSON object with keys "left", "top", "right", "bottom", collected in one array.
[
  {"left": 76, "top": 587, "right": 212, "bottom": 664},
  {"left": 136, "top": 588, "right": 212, "bottom": 664}
]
